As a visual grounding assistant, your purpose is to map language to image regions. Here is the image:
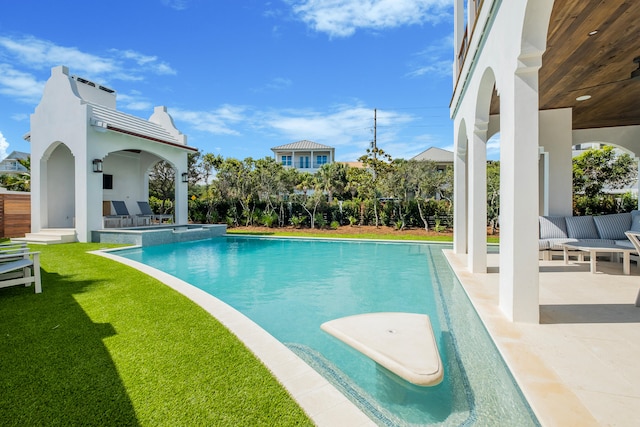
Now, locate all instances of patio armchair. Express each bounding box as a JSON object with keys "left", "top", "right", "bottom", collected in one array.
[{"left": 0, "top": 251, "right": 41, "bottom": 293}]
